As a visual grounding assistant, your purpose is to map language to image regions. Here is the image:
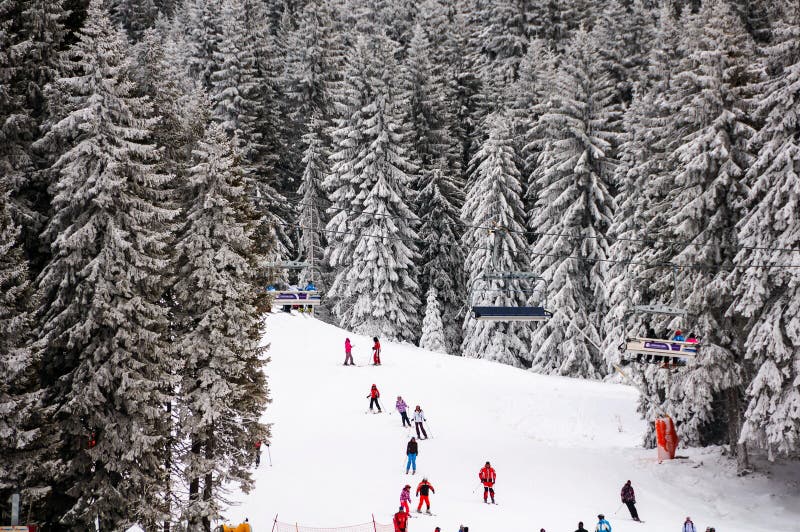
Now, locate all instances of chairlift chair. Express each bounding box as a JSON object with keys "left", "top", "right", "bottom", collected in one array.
[
  {"left": 470, "top": 272, "right": 552, "bottom": 322},
  {"left": 622, "top": 264, "right": 701, "bottom": 367}
]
